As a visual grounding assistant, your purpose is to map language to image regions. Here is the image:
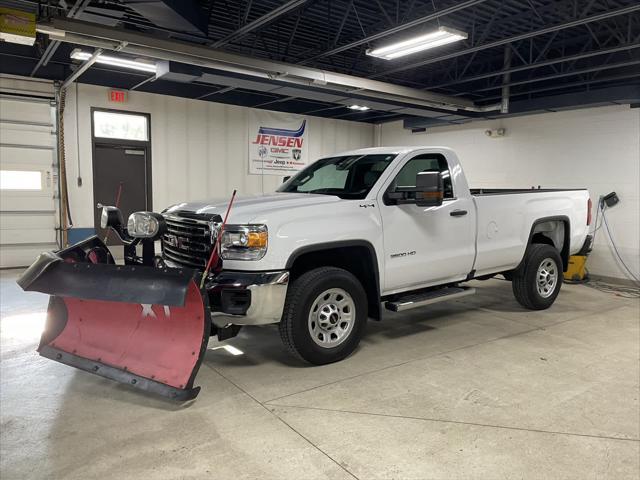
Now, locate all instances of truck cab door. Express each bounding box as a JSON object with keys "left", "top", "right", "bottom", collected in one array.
[{"left": 377, "top": 152, "right": 476, "bottom": 293}]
